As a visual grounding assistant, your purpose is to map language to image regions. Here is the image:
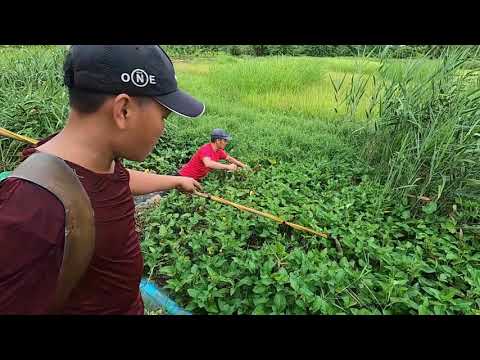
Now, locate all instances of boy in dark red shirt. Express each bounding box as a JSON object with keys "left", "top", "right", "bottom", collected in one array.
[
  {"left": 0, "top": 45, "right": 204, "bottom": 314},
  {"left": 178, "top": 129, "right": 248, "bottom": 181}
]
